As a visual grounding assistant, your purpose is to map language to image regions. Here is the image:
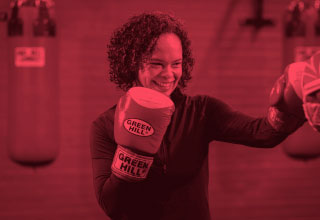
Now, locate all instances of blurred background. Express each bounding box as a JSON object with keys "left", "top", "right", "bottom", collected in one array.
[{"left": 0, "top": 0, "right": 320, "bottom": 219}]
